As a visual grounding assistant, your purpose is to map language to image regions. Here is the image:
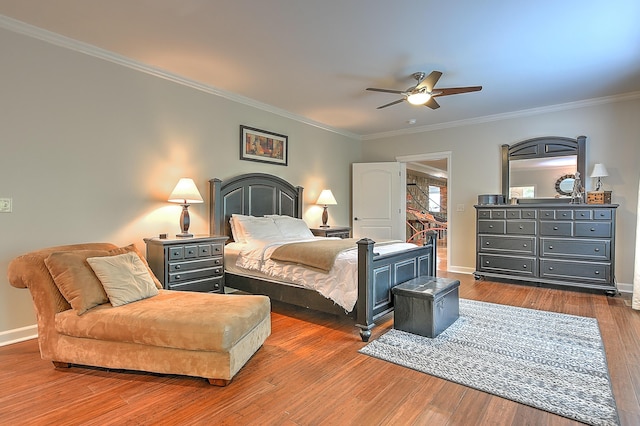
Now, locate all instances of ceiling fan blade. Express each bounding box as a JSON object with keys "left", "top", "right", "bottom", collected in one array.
[
  {"left": 432, "top": 86, "right": 483, "bottom": 97},
  {"left": 416, "top": 71, "right": 443, "bottom": 92},
  {"left": 424, "top": 97, "right": 440, "bottom": 109},
  {"left": 377, "top": 99, "right": 405, "bottom": 109},
  {"left": 366, "top": 88, "right": 405, "bottom": 94}
]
